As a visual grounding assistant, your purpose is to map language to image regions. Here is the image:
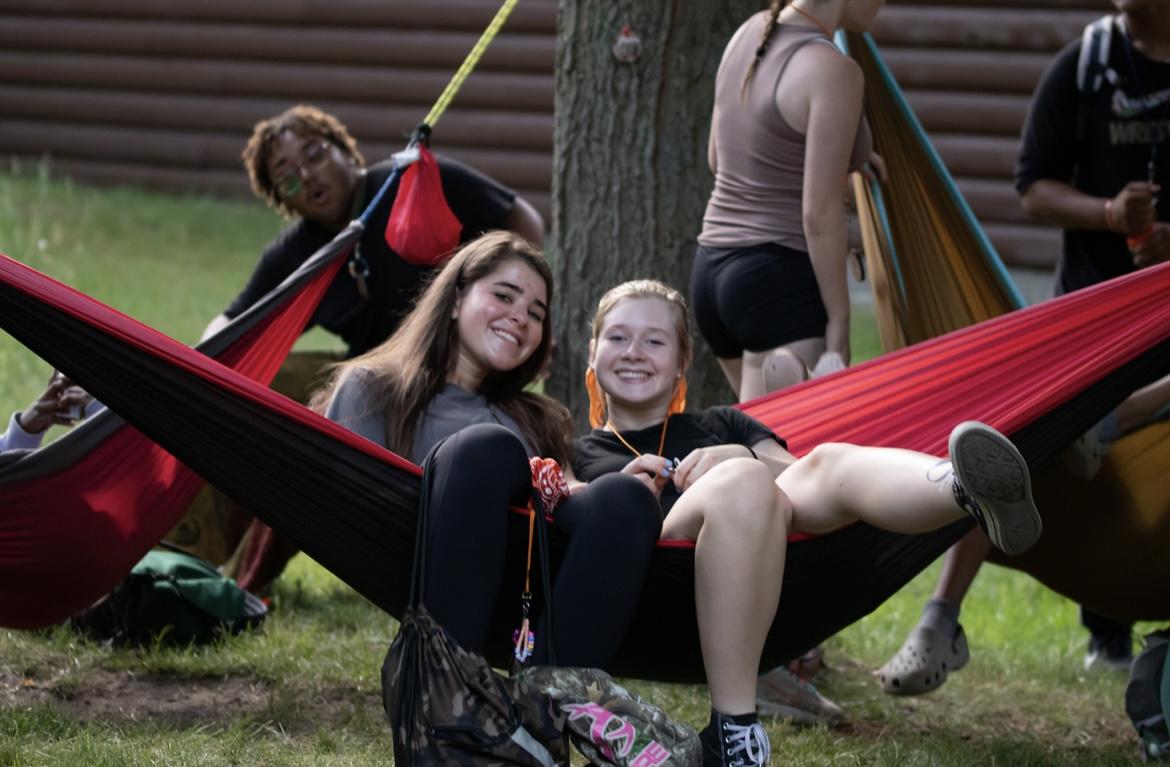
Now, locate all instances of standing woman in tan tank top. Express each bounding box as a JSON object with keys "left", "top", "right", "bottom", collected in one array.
[{"left": 693, "top": 0, "right": 885, "bottom": 402}]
